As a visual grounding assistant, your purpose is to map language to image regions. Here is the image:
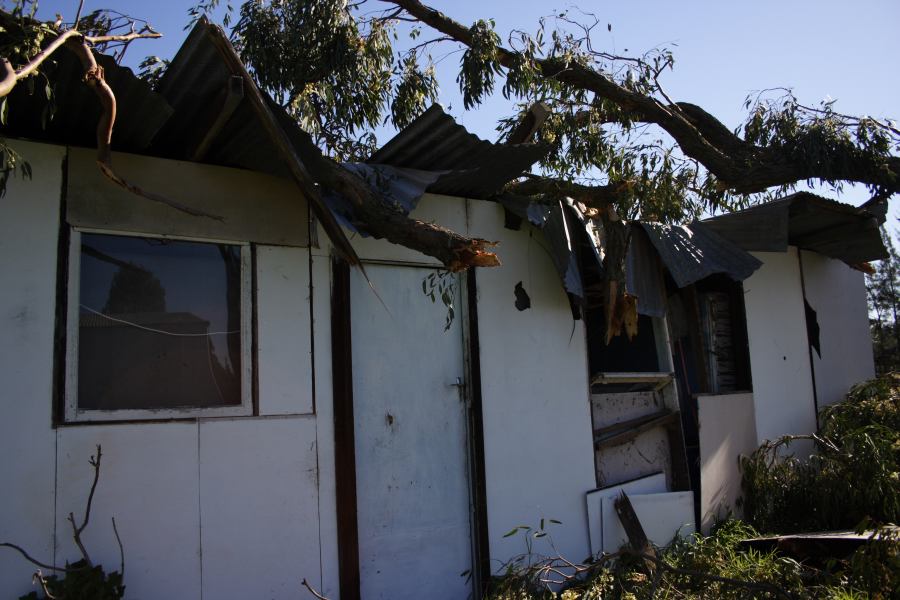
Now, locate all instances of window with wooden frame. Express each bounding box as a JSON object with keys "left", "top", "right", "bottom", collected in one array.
[{"left": 64, "top": 229, "right": 253, "bottom": 422}]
